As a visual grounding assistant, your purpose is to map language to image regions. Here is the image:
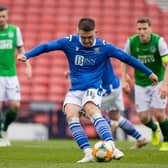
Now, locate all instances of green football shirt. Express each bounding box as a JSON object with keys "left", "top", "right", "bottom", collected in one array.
[
  {"left": 129, "top": 33, "right": 165, "bottom": 86},
  {"left": 0, "top": 24, "right": 18, "bottom": 76}
]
